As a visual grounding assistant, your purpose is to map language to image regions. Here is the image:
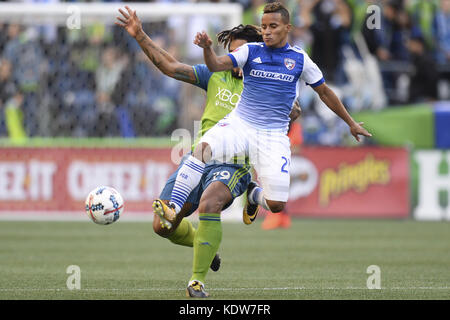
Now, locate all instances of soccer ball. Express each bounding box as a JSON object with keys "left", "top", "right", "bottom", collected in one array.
[{"left": 85, "top": 186, "right": 124, "bottom": 225}]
